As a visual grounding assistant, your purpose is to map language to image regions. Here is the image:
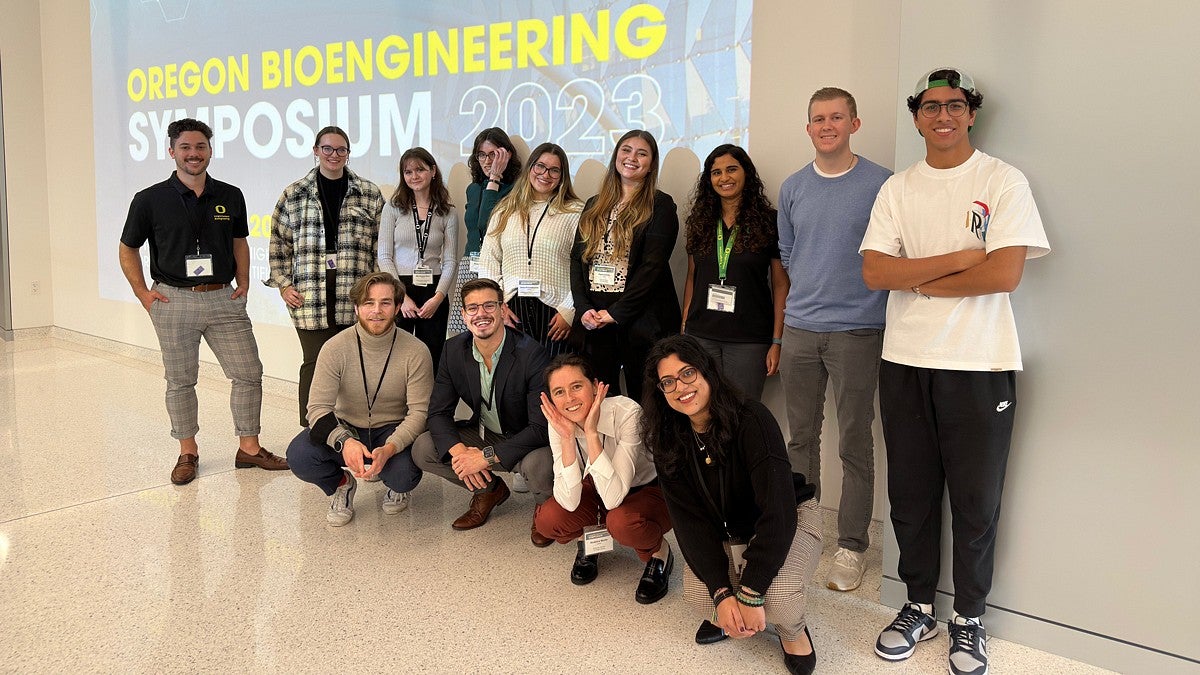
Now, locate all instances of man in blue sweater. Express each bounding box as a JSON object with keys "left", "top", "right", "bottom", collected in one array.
[{"left": 777, "top": 87, "right": 891, "bottom": 593}]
